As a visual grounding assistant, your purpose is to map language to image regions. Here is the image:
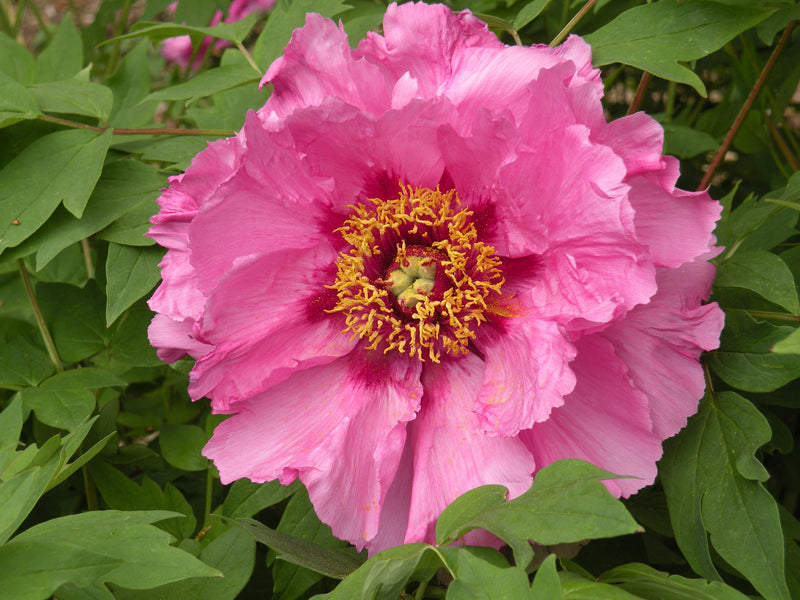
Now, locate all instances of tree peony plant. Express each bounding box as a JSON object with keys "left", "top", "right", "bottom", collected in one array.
[{"left": 148, "top": 2, "right": 724, "bottom": 554}]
